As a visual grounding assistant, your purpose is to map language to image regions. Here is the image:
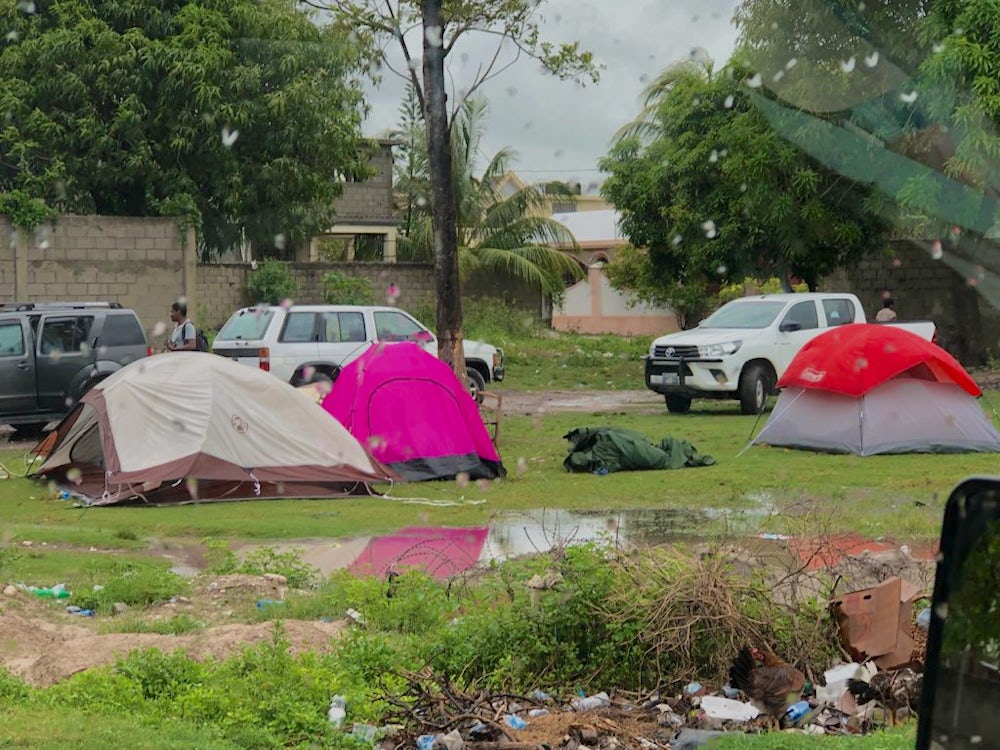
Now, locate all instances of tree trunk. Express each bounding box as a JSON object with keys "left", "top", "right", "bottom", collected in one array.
[{"left": 422, "top": 0, "right": 466, "bottom": 379}]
